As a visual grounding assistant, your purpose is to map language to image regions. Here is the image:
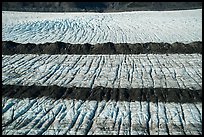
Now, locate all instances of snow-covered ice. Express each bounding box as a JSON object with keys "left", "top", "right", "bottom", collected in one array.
[{"left": 2, "top": 9, "right": 202, "bottom": 44}]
